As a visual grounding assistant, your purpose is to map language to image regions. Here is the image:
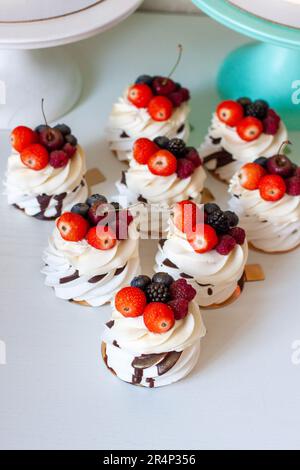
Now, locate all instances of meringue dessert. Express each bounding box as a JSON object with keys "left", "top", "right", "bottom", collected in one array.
[
  {"left": 155, "top": 201, "right": 248, "bottom": 308},
  {"left": 42, "top": 194, "right": 140, "bottom": 306},
  {"left": 229, "top": 147, "right": 300, "bottom": 253},
  {"left": 5, "top": 122, "right": 87, "bottom": 220},
  {"left": 200, "top": 98, "right": 288, "bottom": 183},
  {"left": 102, "top": 273, "right": 206, "bottom": 388},
  {"left": 107, "top": 47, "right": 190, "bottom": 162}
]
